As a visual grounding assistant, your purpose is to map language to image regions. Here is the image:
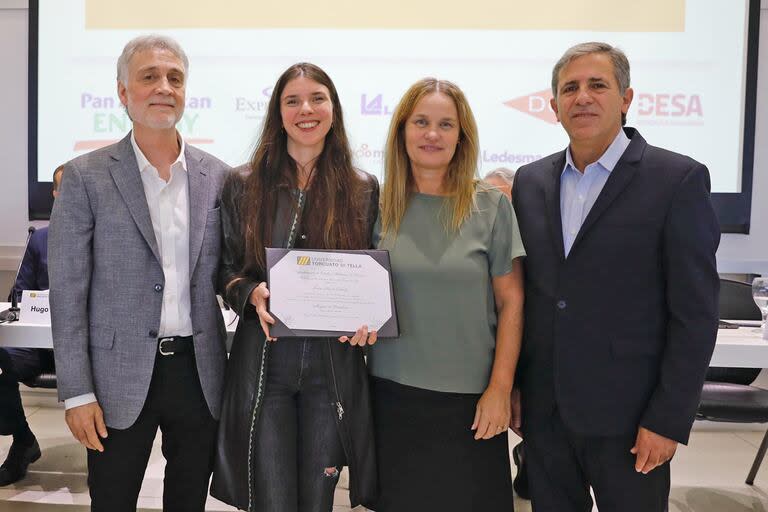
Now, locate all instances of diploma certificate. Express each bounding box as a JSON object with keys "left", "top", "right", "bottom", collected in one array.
[{"left": 266, "top": 248, "right": 399, "bottom": 337}]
